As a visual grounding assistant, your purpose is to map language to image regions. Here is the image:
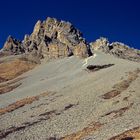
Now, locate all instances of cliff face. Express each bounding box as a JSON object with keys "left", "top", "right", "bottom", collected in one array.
[
  {"left": 90, "top": 37, "right": 140, "bottom": 62},
  {"left": 2, "top": 17, "right": 91, "bottom": 59}
]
